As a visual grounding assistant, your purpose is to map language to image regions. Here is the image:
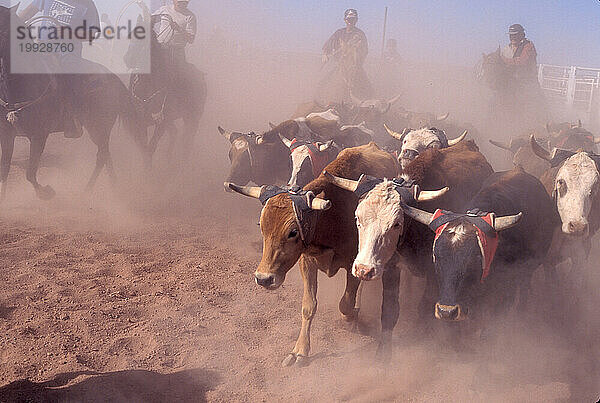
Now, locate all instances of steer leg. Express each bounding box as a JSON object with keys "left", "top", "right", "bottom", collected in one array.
[
  {"left": 377, "top": 257, "right": 401, "bottom": 363},
  {"left": 283, "top": 254, "right": 318, "bottom": 367},
  {"left": 339, "top": 268, "right": 361, "bottom": 321},
  {"left": 417, "top": 269, "right": 438, "bottom": 334}
]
